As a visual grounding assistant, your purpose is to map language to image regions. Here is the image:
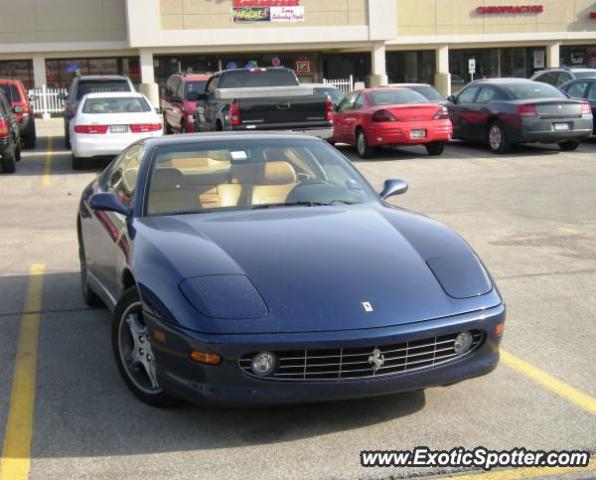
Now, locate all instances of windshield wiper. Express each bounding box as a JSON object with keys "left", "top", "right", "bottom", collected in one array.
[{"left": 251, "top": 200, "right": 356, "bottom": 210}]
